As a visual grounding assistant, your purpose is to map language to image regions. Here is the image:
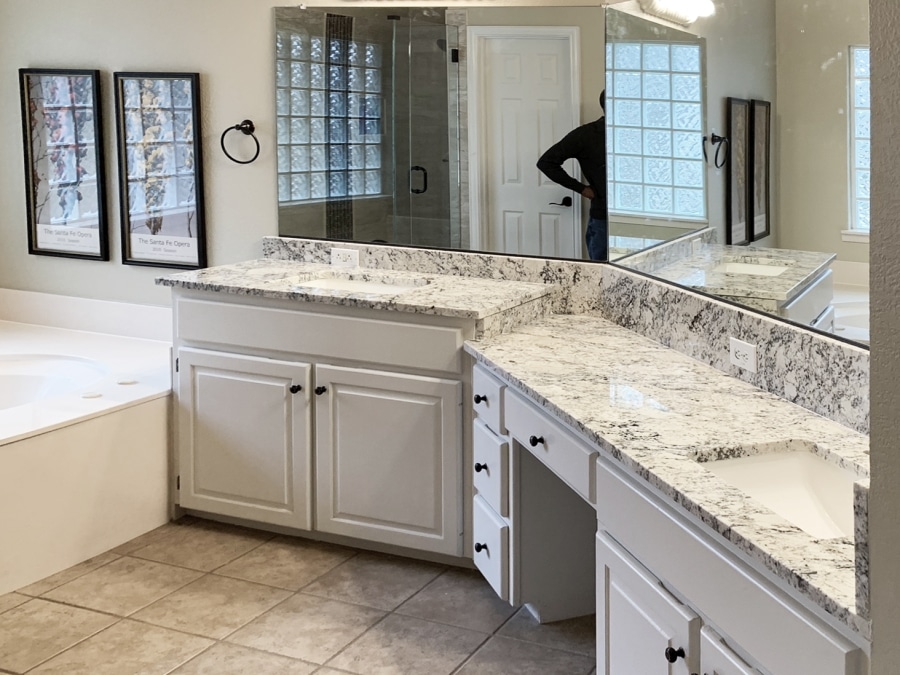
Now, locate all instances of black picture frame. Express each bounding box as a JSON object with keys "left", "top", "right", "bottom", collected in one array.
[
  {"left": 750, "top": 99, "right": 772, "bottom": 242},
  {"left": 113, "top": 72, "right": 207, "bottom": 269},
  {"left": 725, "top": 97, "right": 751, "bottom": 246},
  {"left": 18, "top": 68, "right": 109, "bottom": 260}
]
